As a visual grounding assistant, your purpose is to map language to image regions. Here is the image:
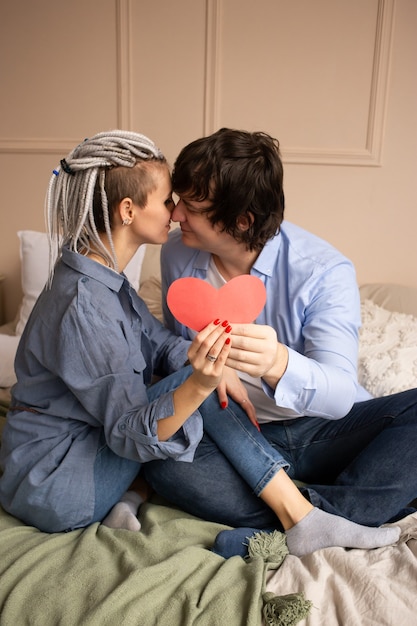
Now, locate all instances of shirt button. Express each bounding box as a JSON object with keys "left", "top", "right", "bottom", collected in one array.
[
  {"left": 81, "top": 277, "right": 88, "bottom": 283},
  {"left": 119, "top": 423, "right": 126, "bottom": 431}
]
